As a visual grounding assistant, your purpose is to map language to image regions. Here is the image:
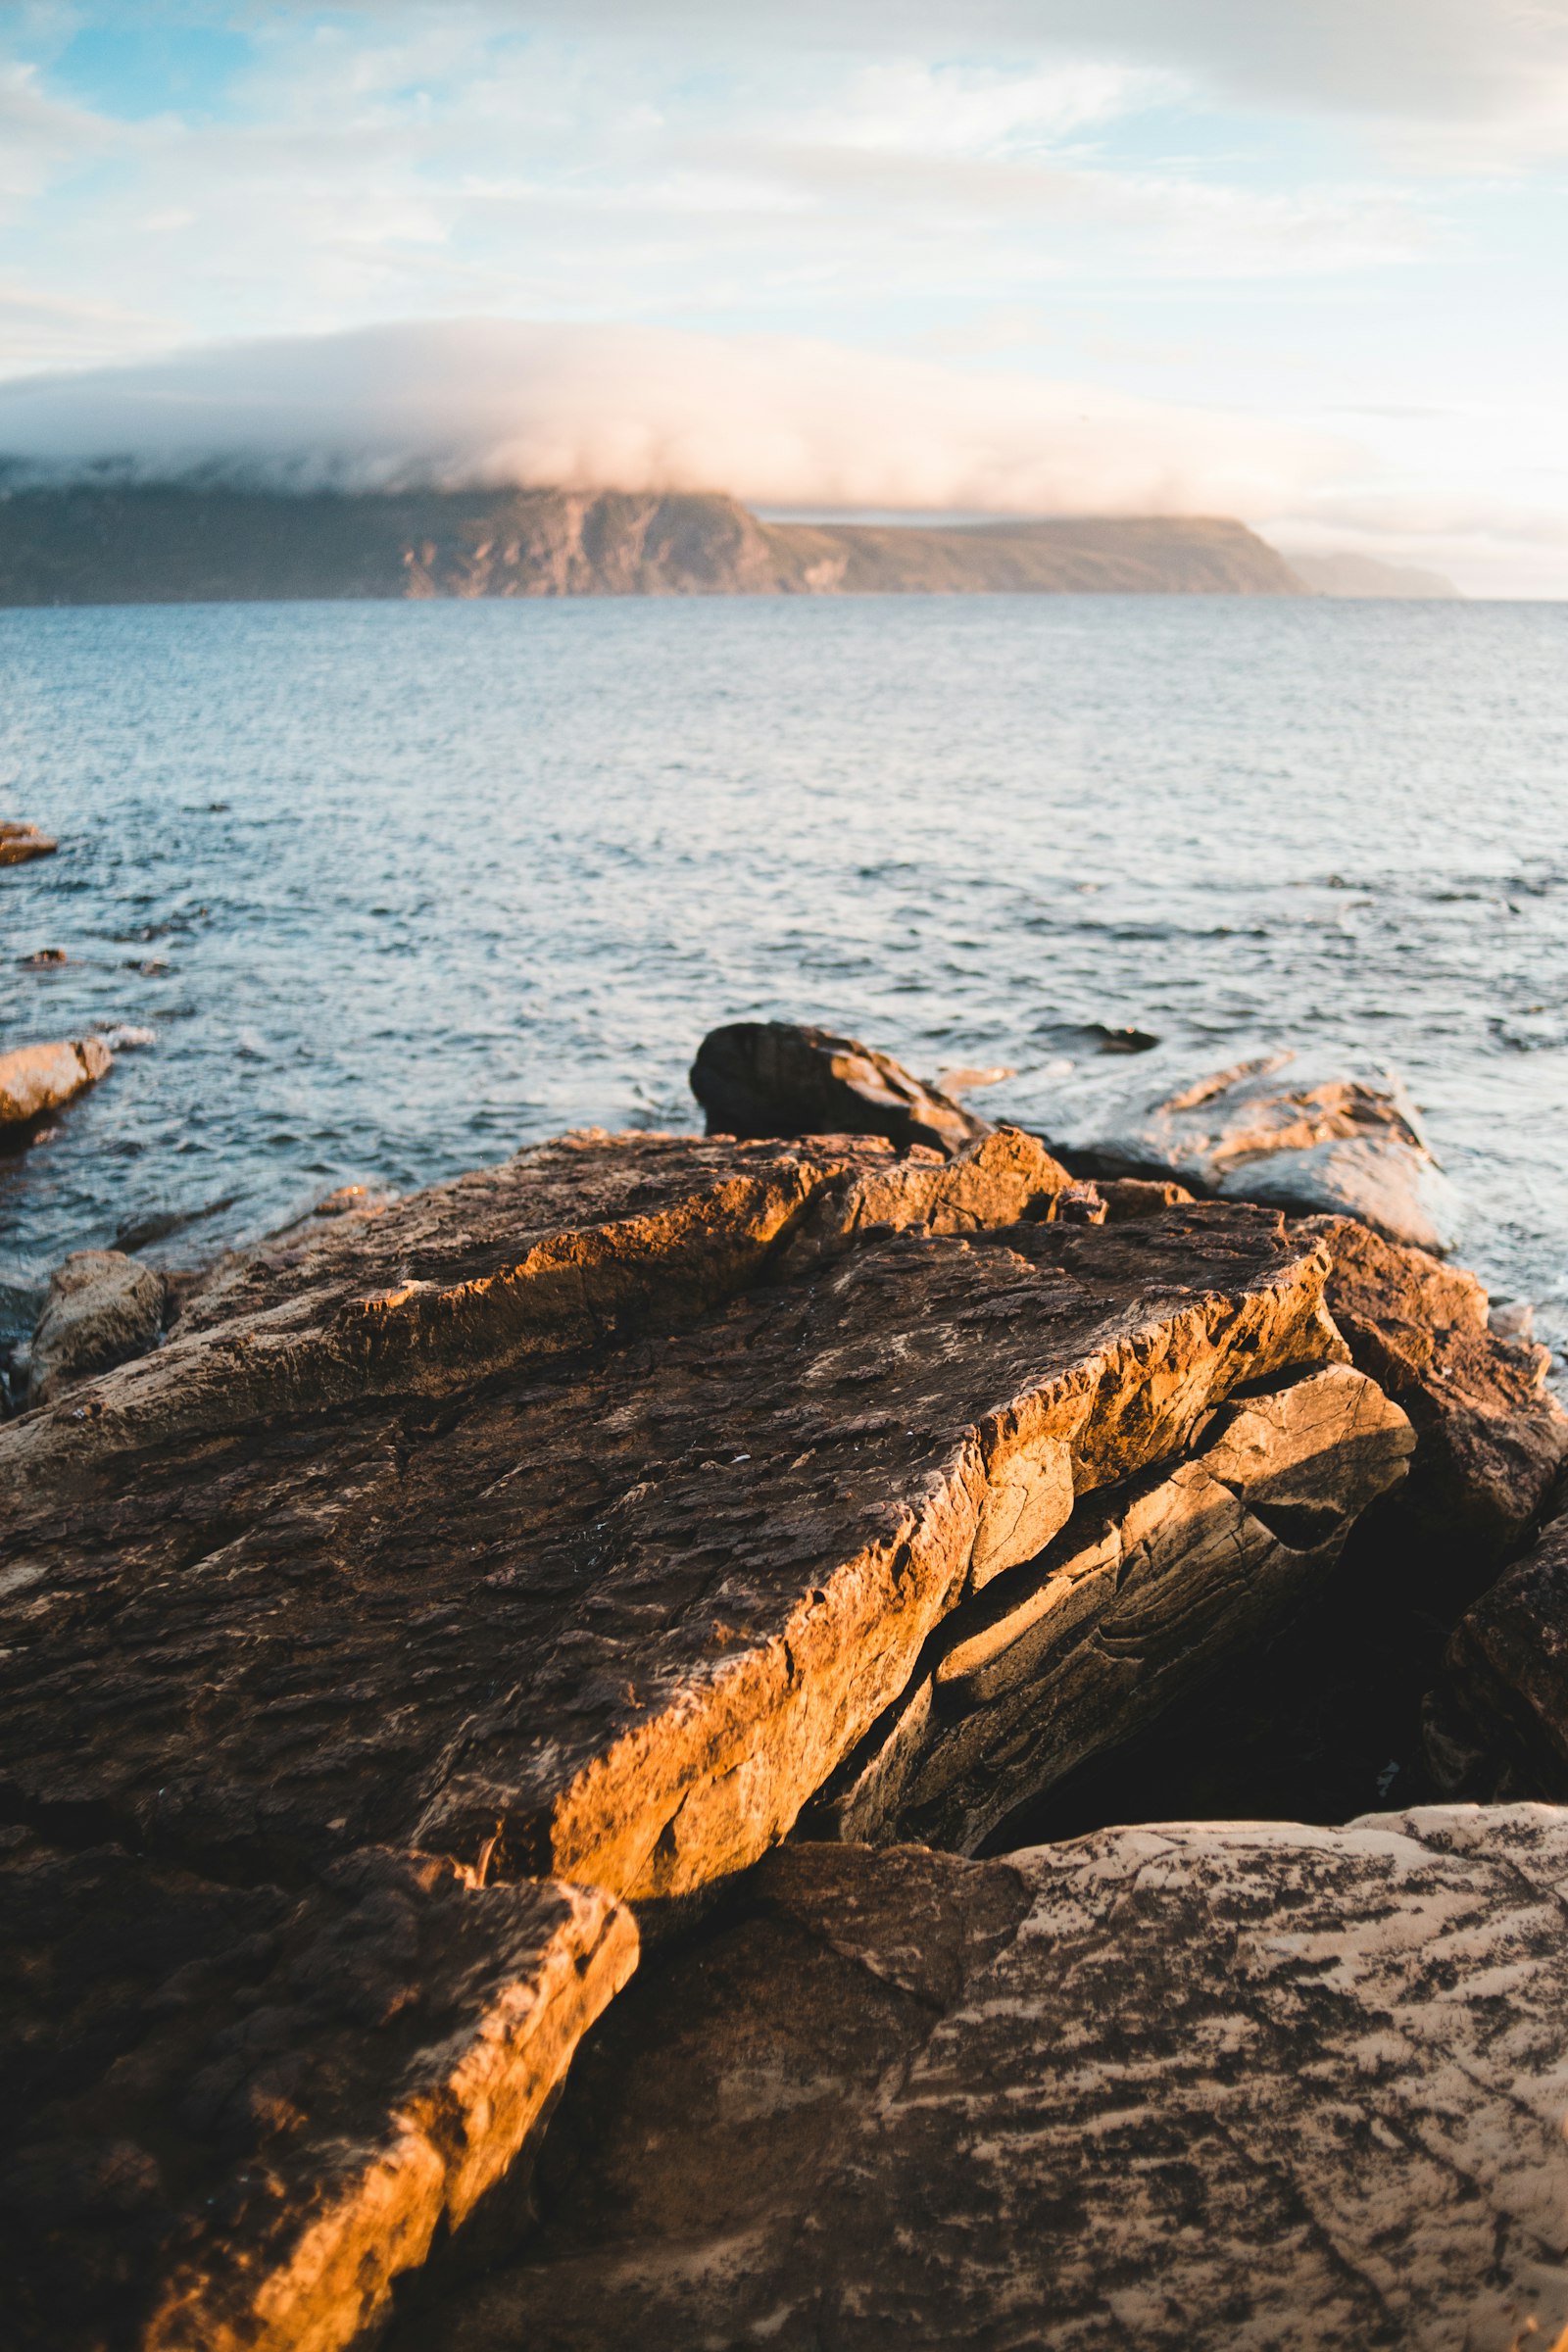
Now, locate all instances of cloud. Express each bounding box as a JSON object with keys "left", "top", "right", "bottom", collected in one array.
[{"left": 0, "top": 315, "right": 1350, "bottom": 519}]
